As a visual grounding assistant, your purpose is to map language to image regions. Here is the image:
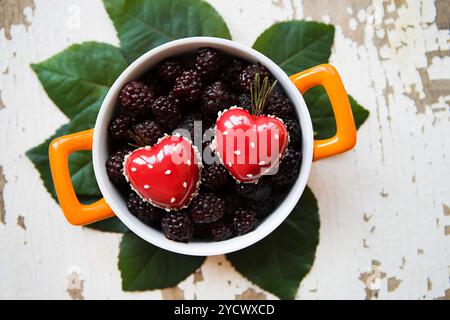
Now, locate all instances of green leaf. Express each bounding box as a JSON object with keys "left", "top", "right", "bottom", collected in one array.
[
  {"left": 103, "top": 0, "right": 232, "bottom": 62},
  {"left": 86, "top": 217, "right": 129, "bottom": 233},
  {"left": 31, "top": 42, "right": 127, "bottom": 119},
  {"left": 304, "top": 87, "right": 370, "bottom": 139},
  {"left": 253, "top": 21, "right": 335, "bottom": 75},
  {"left": 227, "top": 187, "right": 320, "bottom": 300},
  {"left": 118, "top": 232, "right": 205, "bottom": 291}
]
